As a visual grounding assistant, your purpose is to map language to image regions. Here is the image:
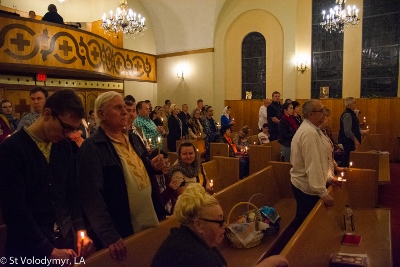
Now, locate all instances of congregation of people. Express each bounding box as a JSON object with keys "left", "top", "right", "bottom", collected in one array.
[{"left": 0, "top": 85, "right": 370, "bottom": 266}]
